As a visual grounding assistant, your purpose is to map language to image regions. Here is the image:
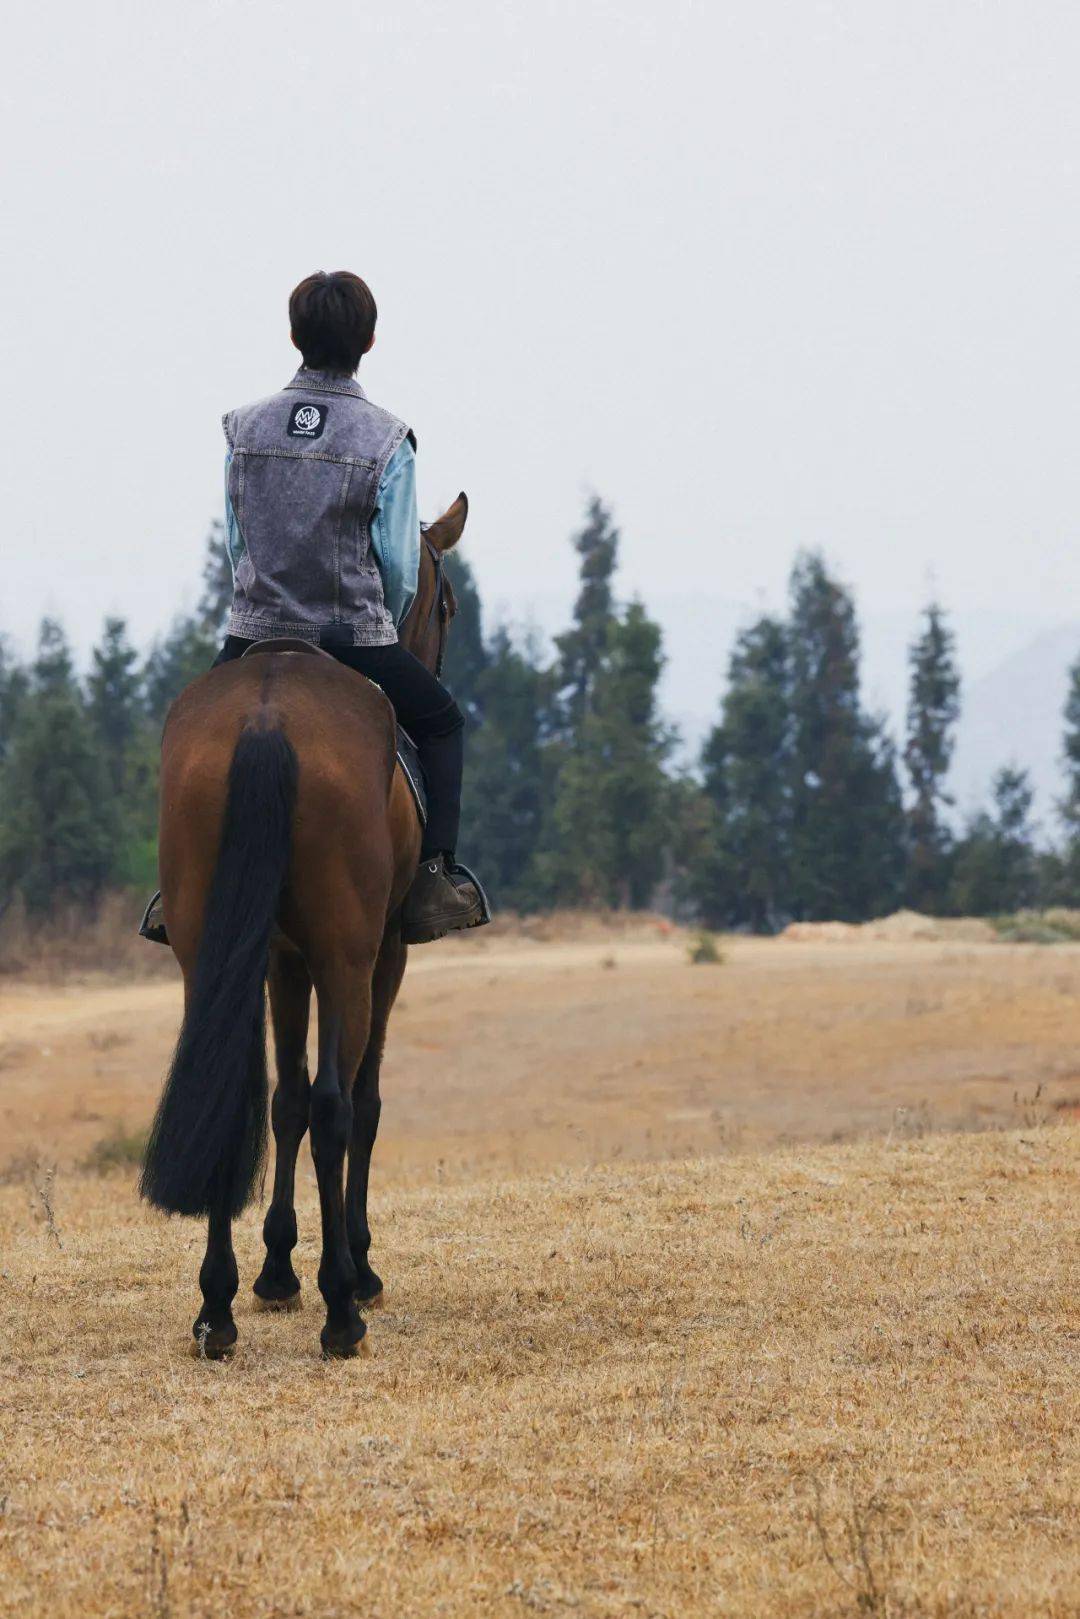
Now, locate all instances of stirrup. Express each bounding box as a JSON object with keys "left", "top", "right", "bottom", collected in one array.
[
  {"left": 448, "top": 861, "right": 492, "bottom": 928},
  {"left": 139, "top": 891, "right": 170, "bottom": 946}
]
